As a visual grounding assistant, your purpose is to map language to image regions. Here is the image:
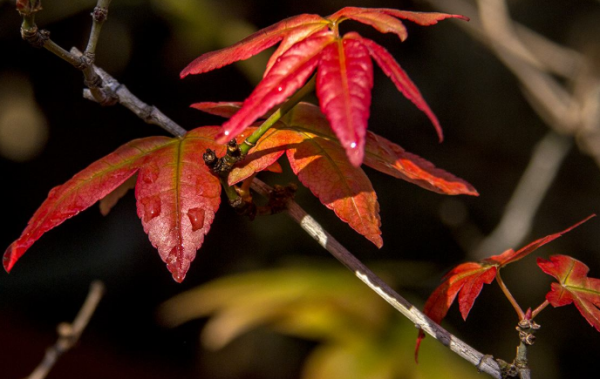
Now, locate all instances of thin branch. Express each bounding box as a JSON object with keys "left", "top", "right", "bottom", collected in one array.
[
  {"left": 74, "top": 48, "right": 188, "bottom": 138},
  {"left": 25, "top": 281, "right": 105, "bottom": 379},
  {"left": 81, "top": 0, "right": 113, "bottom": 103},
  {"left": 250, "top": 178, "right": 502, "bottom": 378}
]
